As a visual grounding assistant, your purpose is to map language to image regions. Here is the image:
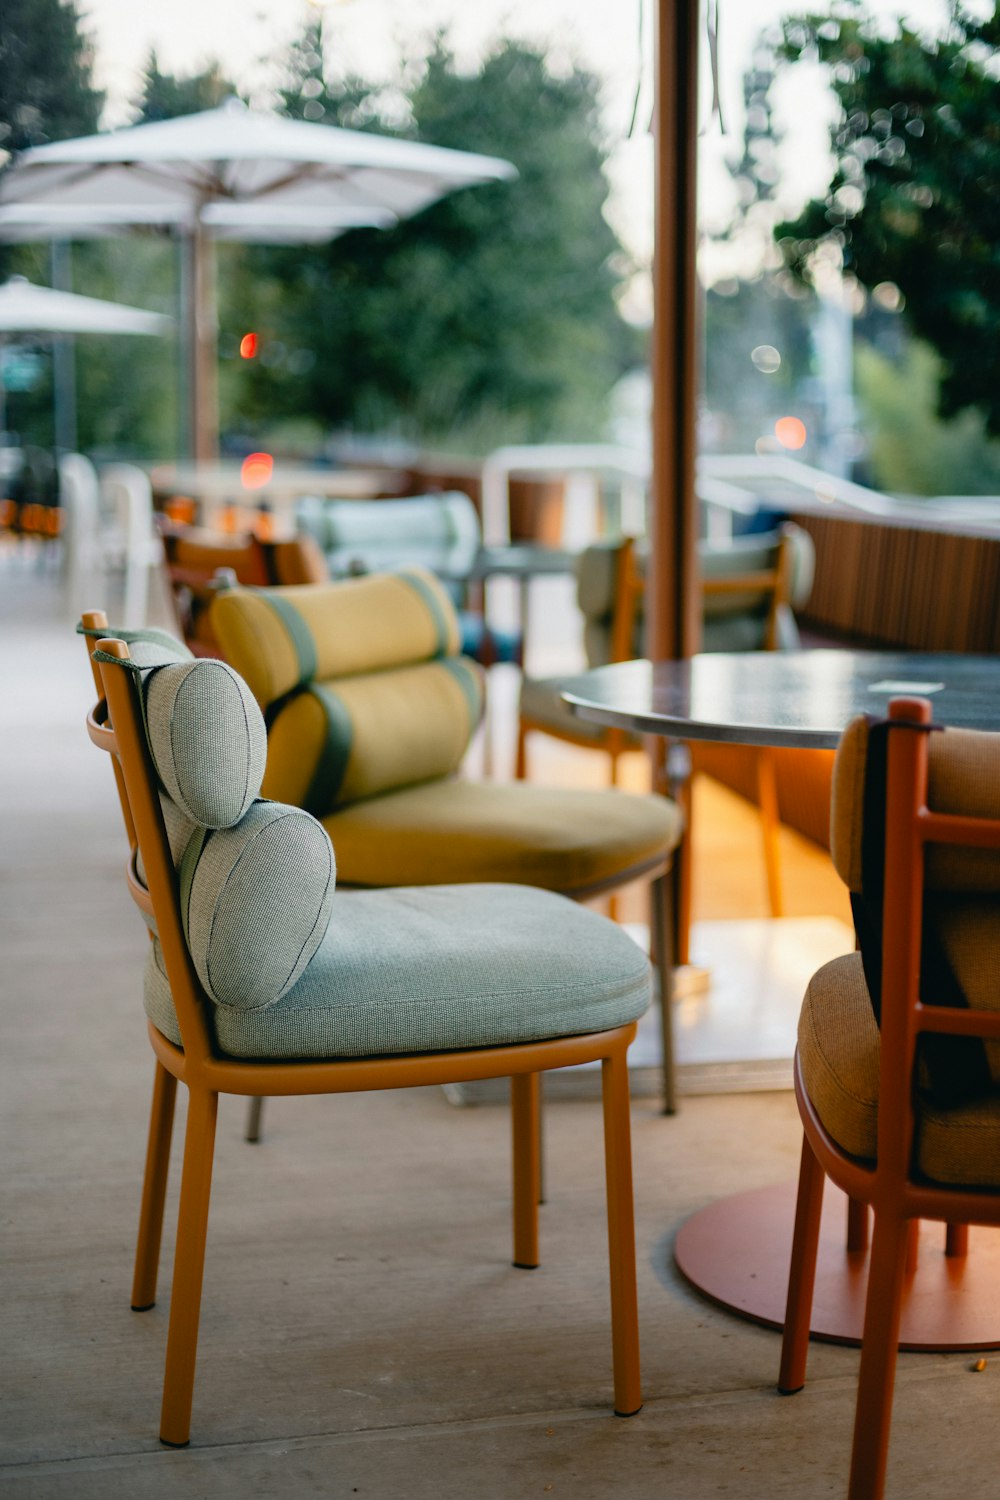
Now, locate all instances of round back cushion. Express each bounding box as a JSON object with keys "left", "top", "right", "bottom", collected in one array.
[
  {"left": 180, "top": 801, "right": 336, "bottom": 1009},
  {"left": 143, "top": 659, "right": 266, "bottom": 828}
]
